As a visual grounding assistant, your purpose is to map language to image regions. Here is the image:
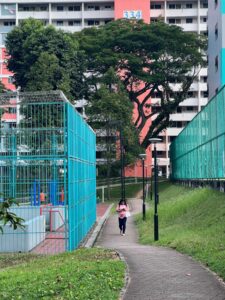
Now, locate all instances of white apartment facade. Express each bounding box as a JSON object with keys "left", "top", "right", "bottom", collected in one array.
[
  {"left": 0, "top": 0, "right": 208, "bottom": 177},
  {"left": 208, "top": 0, "right": 225, "bottom": 99},
  {"left": 150, "top": 0, "right": 208, "bottom": 177}
]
